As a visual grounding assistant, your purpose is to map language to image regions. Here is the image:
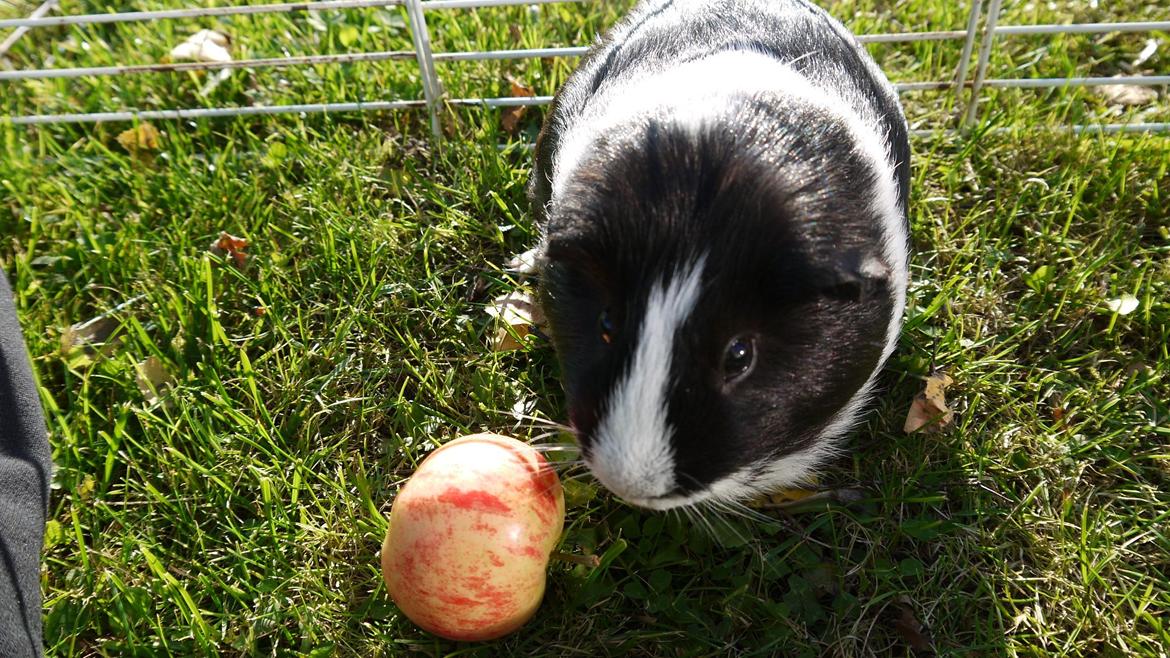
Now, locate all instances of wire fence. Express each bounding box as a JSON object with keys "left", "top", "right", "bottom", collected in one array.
[{"left": 0, "top": 0, "right": 1166, "bottom": 136}]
